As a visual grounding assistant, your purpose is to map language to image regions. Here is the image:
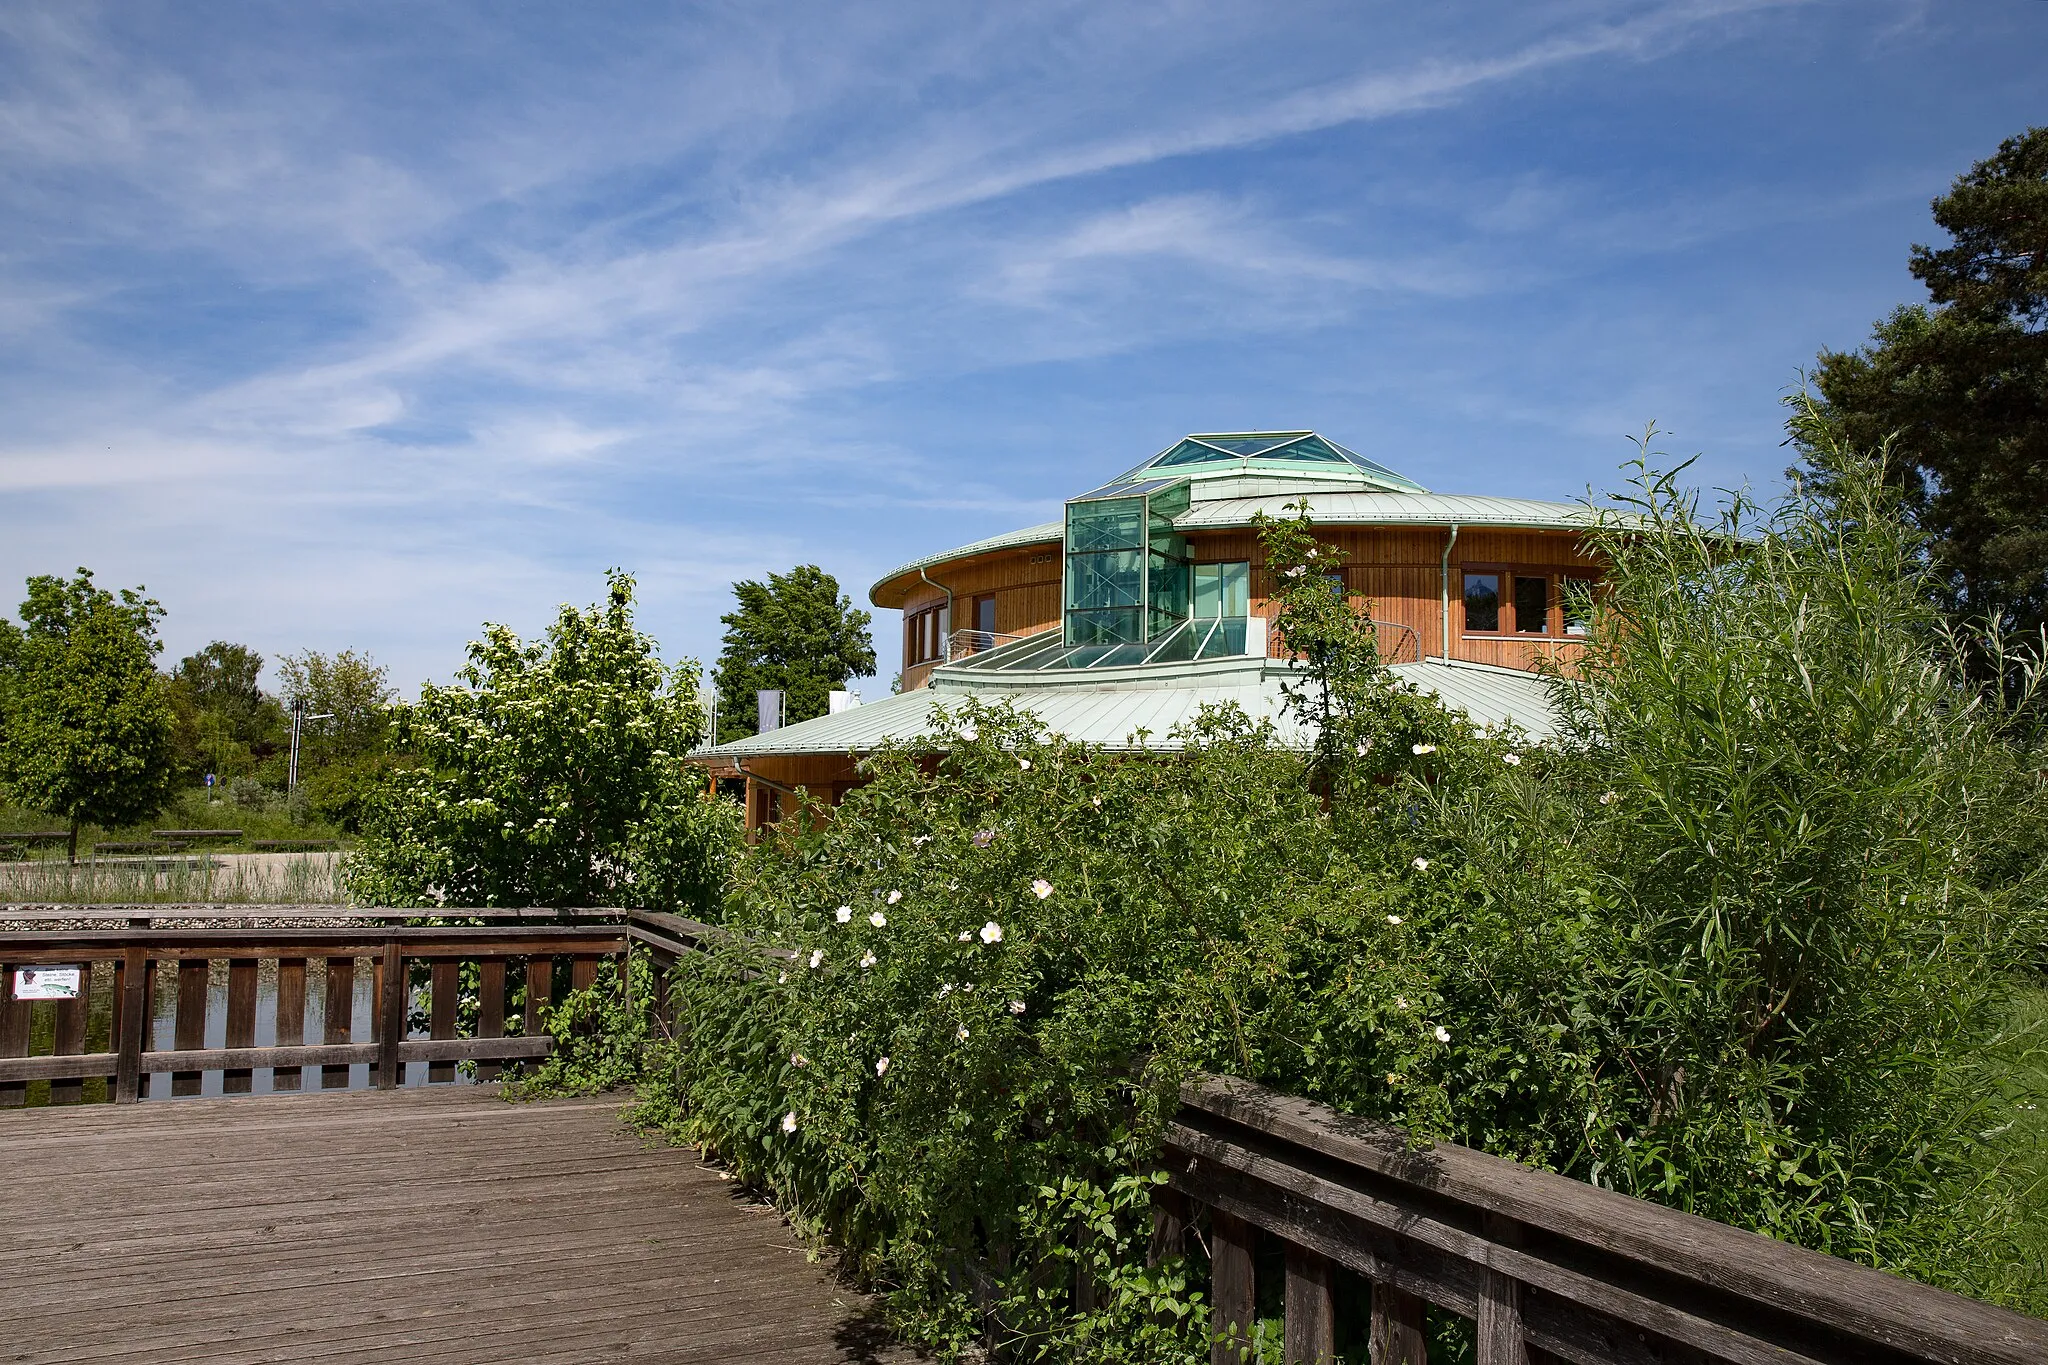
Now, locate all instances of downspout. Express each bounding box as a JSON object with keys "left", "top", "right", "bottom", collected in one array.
[
  {"left": 1439, "top": 524, "right": 1460, "bottom": 663},
  {"left": 918, "top": 566, "right": 956, "bottom": 663}
]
